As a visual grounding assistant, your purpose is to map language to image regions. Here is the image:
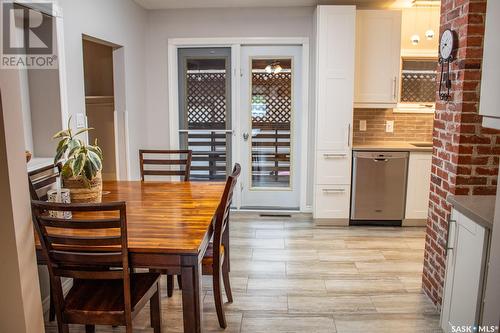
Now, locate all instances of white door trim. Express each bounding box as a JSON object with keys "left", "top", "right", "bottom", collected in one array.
[{"left": 167, "top": 37, "right": 309, "bottom": 212}]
